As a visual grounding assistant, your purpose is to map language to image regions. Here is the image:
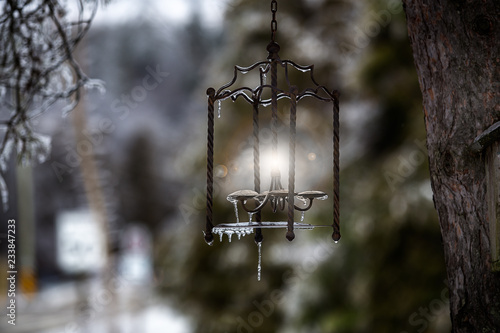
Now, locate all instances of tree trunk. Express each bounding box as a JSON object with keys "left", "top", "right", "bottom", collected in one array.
[{"left": 402, "top": 0, "right": 500, "bottom": 331}]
